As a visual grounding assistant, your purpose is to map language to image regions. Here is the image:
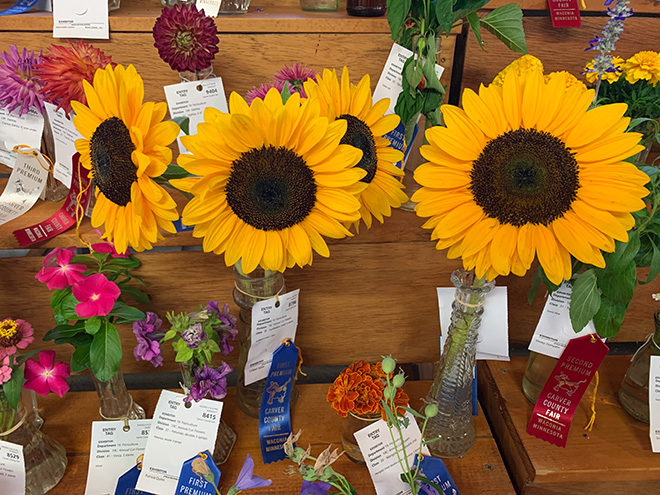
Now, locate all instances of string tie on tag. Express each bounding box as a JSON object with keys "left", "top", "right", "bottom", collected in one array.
[
  {"left": 99, "top": 396, "right": 134, "bottom": 432},
  {"left": 584, "top": 370, "right": 599, "bottom": 431},
  {"left": 13, "top": 145, "right": 54, "bottom": 174},
  {"left": 0, "top": 414, "right": 26, "bottom": 438},
  {"left": 233, "top": 284, "right": 284, "bottom": 301},
  {"left": 75, "top": 157, "right": 92, "bottom": 249}
]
